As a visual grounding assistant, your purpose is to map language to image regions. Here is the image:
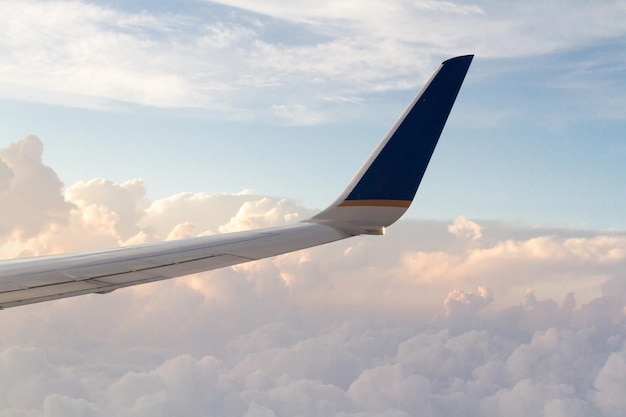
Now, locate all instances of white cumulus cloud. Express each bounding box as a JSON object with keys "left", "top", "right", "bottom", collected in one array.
[
  {"left": 448, "top": 215, "right": 482, "bottom": 240},
  {"left": 1, "top": 136, "right": 626, "bottom": 416}
]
